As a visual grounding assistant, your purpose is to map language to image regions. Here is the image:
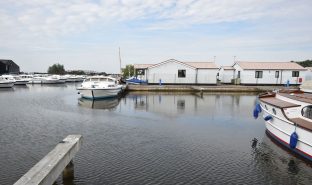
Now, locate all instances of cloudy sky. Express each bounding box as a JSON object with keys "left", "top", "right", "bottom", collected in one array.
[{"left": 1, "top": 0, "right": 312, "bottom": 73}]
